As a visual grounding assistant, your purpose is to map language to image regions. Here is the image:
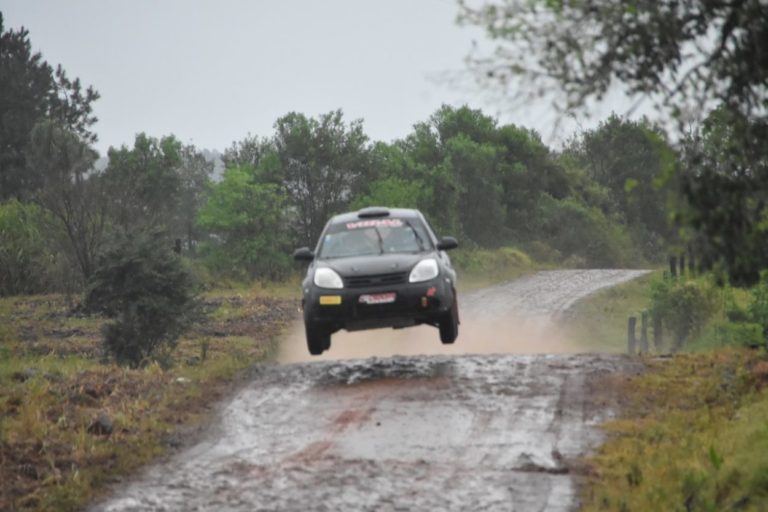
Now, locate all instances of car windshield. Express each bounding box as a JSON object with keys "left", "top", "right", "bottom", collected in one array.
[{"left": 318, "top": 218, "right": 431, "bottom": 259}]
